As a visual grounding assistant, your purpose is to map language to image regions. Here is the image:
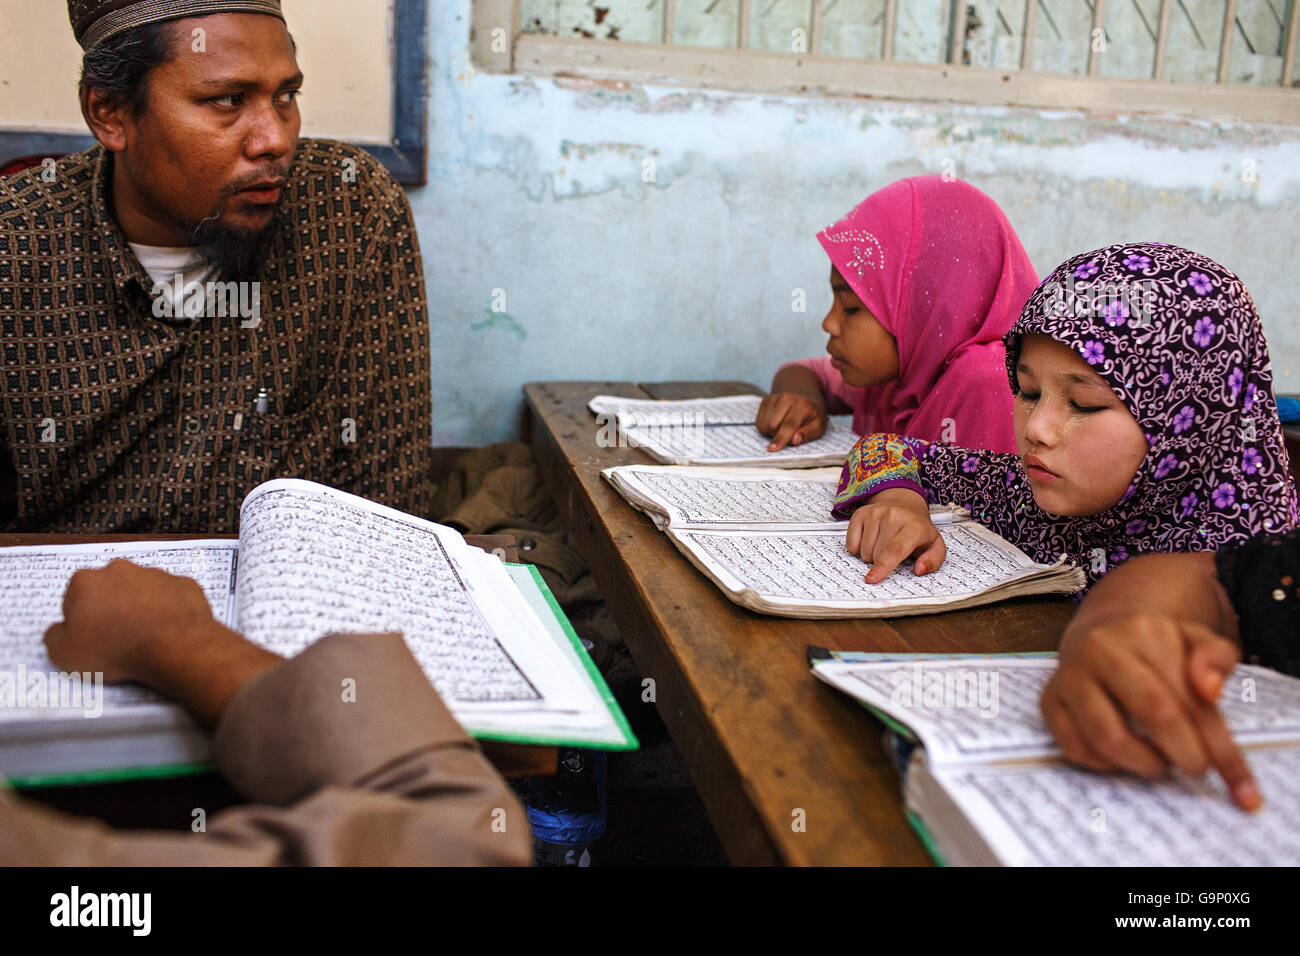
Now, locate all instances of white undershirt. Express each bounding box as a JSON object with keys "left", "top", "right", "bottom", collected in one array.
[{"left": 130, "top": 242, "right": 215, "bottom": 320}]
